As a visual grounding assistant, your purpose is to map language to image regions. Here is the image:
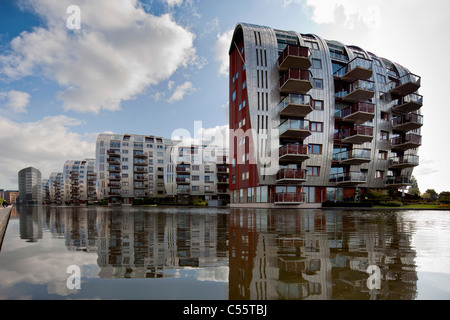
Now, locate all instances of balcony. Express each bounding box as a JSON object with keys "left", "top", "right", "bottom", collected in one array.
[
  {"left": 176, "top": 166, "right": 190, "bottom": 173},
  {"left": 108, "top": 191, "right": 121, "bottom": 196},
  {"left": 108, "top": 183, "right": 121, "bottom": 189},
  {"left": 134, "top": 191, "right": 149, "bottom": 197},
  {"left": 108, "top": 166, "right": 121, "bottom": 173},
  {"left": 108, "top": 174, "right": 121, "bottom": 181},
  {"left": 279, "top": 94, "right": 313, "bottom": 118},
  {"left": 133, "top": 151, "right": 148, "bottom": 158},
  {"left": 392, "top": 93, "right": 423, "bottom": 114},
  {"left": 107, "top": 157, "right": 120, "bottom": 165},
  {"left": 392, "top": 113, "right": 423, "bottom": 132},
  {"left": 278, "top": 45, "right": 312, "bottom": 72},
  {"left": 279, "top": 119, "right": 311, "bottom": 140},
  {"left": 217, "top": 178, "right": 229, "bottom": 184},
  {"left": 332, "top": 148, "right": 371, "bottom": 165},
  {"left": 330, "top": 172, "right": 367, "bottom": 186},
  {"left": 389, "top": 154, "right": 419, "bottom": 169},
  {"left": 334, "top": 57, "right": 373, "bottom": 82},
  {"left": 279, "top": 69, "right": 313, "bottom": 94},
  {"left": 134, "top": 174, "right": 148, "bottom": 181},
  {"left": 134, "top": 183, "right": 148, "bottom": 189},
  {"left": 335, "top": 125, "right": 373, "bottom": 144},
  {"left": 276, "top": 168, "right": 307, "bottom": 184},
  {"left": 176, "top": 177, "right": 190, "bottom": 184},
  {"left": 133, "top": 160, "right": 148, "bottom": 166},
  {"left": 134, "top": 167, "right": 148, "bottom": 173},
  {"left": 339, "top": 102, "right": 375, "bottom": 124},
  {"left": 107, "top": 149, "right": 121, "bottom": 156},
  {"left": 385, "top": 175, "right": 412, "bottom": 188},
  {"left": 389, "top": 73, "right": 421, "bottom": 97},
  {"left": 336, "top": 80, "right": 374, "bottom": 102},
  {"left": 217, "top": 167, "right": 229, "bottom": 174},
  {"left": 274, "top": 192, "right": 304, "bottom": 205},
  {"left": 391, "top": 133, "right": 422, "bottom": 151},
  {"left": 279, "top": 144, "right": 309, "bottom": 163},
  {"left": 177, "top": 188, "right": 190, "bottom": 194},
  {"left": 218, "top": 188, "right": 229, "bottom": 194}
]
